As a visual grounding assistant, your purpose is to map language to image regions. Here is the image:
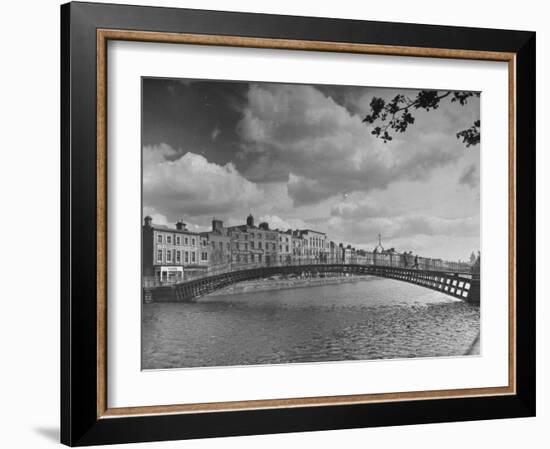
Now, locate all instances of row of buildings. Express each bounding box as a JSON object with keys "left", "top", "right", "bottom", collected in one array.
[{"left": 142, "top": 214, "right": 376, "bottom": 283}]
